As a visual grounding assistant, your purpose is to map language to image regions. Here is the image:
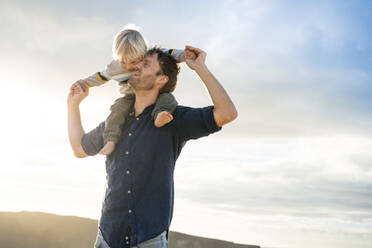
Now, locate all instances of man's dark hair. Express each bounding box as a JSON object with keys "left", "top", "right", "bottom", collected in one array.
[{"left": 146, "top": 47, "right": 180, "bottom": 93}]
